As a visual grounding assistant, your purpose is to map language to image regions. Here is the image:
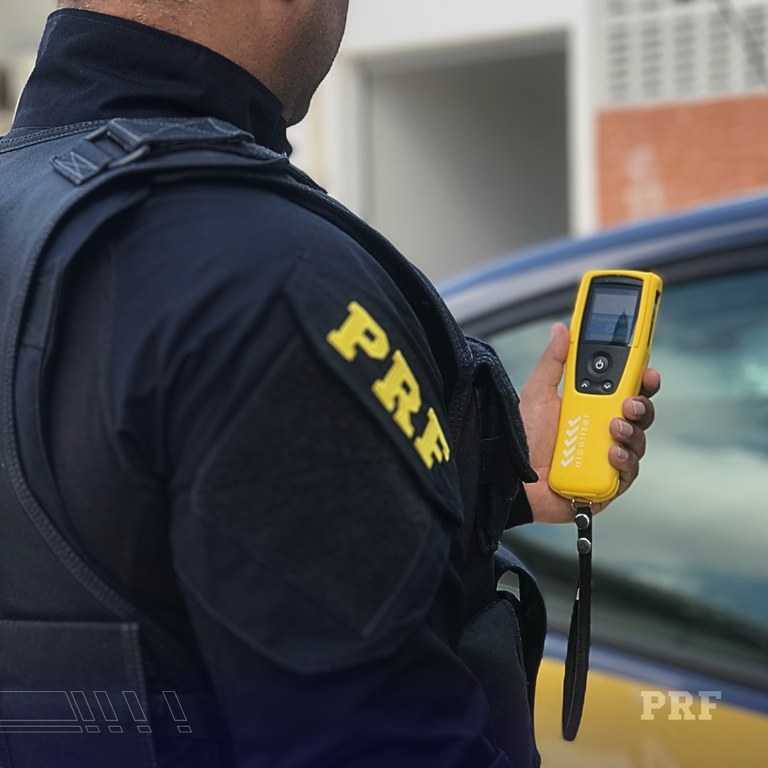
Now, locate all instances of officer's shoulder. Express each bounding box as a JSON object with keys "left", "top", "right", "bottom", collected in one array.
[
  {"left": 145, "top": 177, "right": 457, "bottom": 492},
  {"left": 133, "top": 178, "right": 371, "bottom": 275},
  {"left": 105, "top": 177, "right": 393, "bottom": 348},
  {"left": 118, "top": 177, "right": 412, "bottom": 341}
]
